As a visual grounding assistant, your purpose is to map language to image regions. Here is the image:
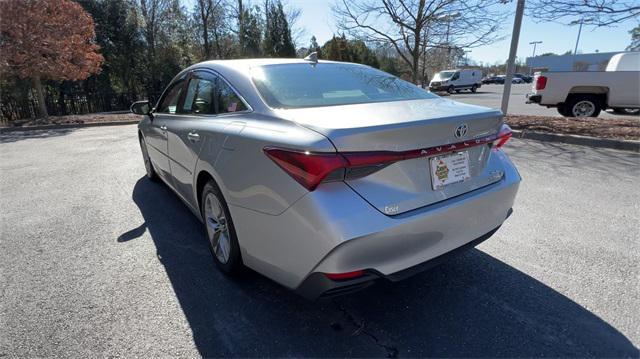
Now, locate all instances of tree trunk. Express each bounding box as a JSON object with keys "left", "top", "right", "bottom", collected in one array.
[
  {"left": 411, "top": 48, "right": 420, "bottom": 84},
  {"left": 203, "top": 24, "right": 210, "bottom": 58},
  {"left": 33, "top": 75, "right": 48, "bottom": 119},
  {"left": 238, "top": 0, "right": 244, "bottom": 56}
]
